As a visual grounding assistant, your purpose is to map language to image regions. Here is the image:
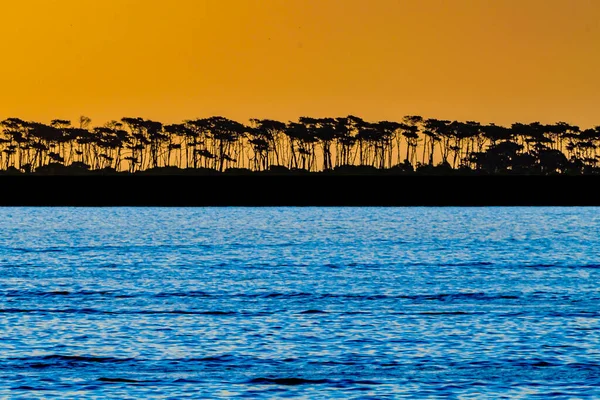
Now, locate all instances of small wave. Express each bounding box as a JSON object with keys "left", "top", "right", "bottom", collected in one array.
[
  {"left": 39, "top": 355, "right": 132, "bottom": 363},
  {"left": 78, "top": 290, "right": 117, "bottom": 296},
  {"left": 308, "top": 360, "right": 359, "bottom": 366},
  {"left": 114, "top": 294, "right": 136, "bottom": 299},
  {"left": 0, "top": 309, "right": 36, "bottom": 314},
  {"left": 153, "top": 291, "right": 315, "bottom": 299},
  {"left": 247, "top": 377, "right": 381, "bottom": 386},
  {"left": 176, "top": 310, "right": 236, "bottom": 316},
  {"left": 567, "top": 362, "right": 600, "bottom": 371},
  {"left": 38, "top": 356, "right": 124, "bottom": 365},
  {"left": 69, "top": 244, "right": 212, "bottom": 253},
  {"left": 459, "top": 358, "right": 568, "bottom": 369},
  {"left": 319, "top": 294, "right": 389, "bottom": 300},
  {"left": 154, "top": 291, "right": 211, "bottom": 298},
  {"left": 3, "top": 290, "right": 123, "bottom": 298},
  {"left": 2, "top": 291, "right": 523, "bottom": 302},
  {"left": 0, "top": 309, "right": 238, "bottom": 316},
  {"left": 524, "top": 264, "right": 557, "bottom": 269},
  {"left": 11, "top": 355, "right": 135, "bottom": 369},
  {"left": 234, "top": 292, "right": 520, "bottom": 302},
  {"left": 12, "top": 247, "right": 66, "bottom": 254},
  {"left": 260, "top": 292, "right": 313, "bottom": 299},
  {"left": 548, "top": 311, "right": 599, "bottom": 318},
  {"left": 401, "top": 293, "right": 519, "bottom": 302},
  {"left": 578, "top": 264, "right": 600, "bottom": 269},
  {"left": 222, "top": 292, "right": 313, "bottom": 299},
  {"left": 171, "top": 354, "right": 279, "bottom": 367},
  {"left": 247, "top": 292, "right": 375, "bottom": 300},
  {"left": 13, "top": 386, "right": 51, "bottom": 391},
  {"left": 417, "top": 311, "right": 485, "bottom": 316},
  {"left": 335, "top": 379, "right": 382, "bottom": 386},
  {"left": 142, "top": 310, "right": 246, "bottom": 316},
  {"left": 531, "top": 361, "right": 558, "bottom": 368},
  {"left": 248, "top": 378, "right": 331, "bottom": 386},
  {"left": 524, "top": 263, "right": 600, "bottom": 270},
  {"left": 440, "top": 262, "right": 494, "bottom": 267},
  {"left": 75, "top": 291, "right": 520, "bottom": 302},
  {"left": 504, "top": 359, "right": 563, "bottom": 368},
  {"left": 497, "top": 311, "right": 529, "bottom": 317},
  {"left": 173, "top": 378, "right": 204, "bottom": 383},
  {"left": 300, "top": 310, "right": 328, "bottom": 314},
  {"left": 184, "top": 355, "right": 239, "bottom": 363},
  {"left": 97, "top": 377, "right": 139, "bottom": 383}
]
